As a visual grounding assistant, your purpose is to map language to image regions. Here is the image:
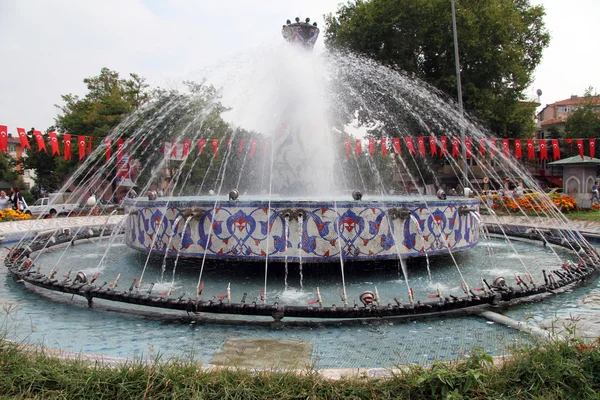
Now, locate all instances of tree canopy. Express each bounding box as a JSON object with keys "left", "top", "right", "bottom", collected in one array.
[
  {"left": 324, "top": 0, "right": 550, "bottom": 138},
  {"left": 564, "top": 89, "right": 600, "bottom": 139}
]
